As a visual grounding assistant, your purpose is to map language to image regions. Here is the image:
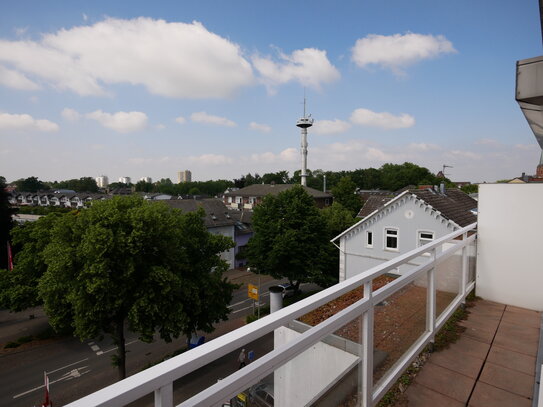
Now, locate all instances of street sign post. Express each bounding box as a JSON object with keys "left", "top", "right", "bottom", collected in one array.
[{"left": 247, "top": 284, "right": 258, "bottom": 300}]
